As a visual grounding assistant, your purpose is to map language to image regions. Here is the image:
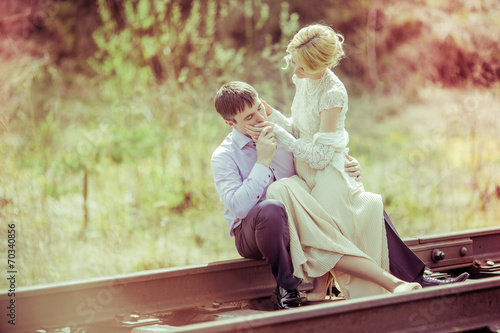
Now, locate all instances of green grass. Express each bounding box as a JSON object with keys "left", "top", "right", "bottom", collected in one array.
[{"left": 347, "top": 86, "right": 500, "bottom": 237}]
